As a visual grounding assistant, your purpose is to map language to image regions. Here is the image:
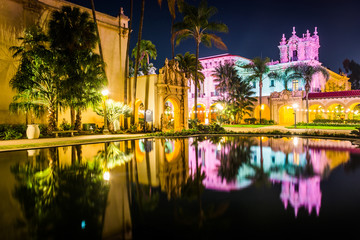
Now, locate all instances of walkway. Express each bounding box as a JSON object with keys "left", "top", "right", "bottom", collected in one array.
[{"left": 0, "top": 133, "right": 147, "bottom": 152}]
